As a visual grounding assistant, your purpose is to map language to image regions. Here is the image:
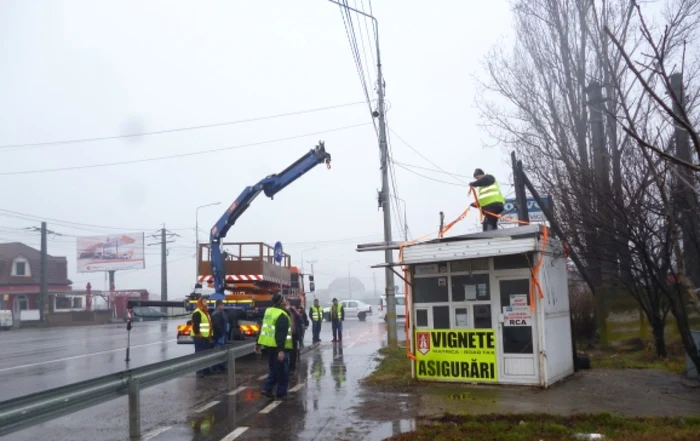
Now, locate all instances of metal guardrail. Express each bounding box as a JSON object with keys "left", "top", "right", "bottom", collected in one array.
[{"left": 0, "top": 342, "right": 256, "bottom": 439}]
